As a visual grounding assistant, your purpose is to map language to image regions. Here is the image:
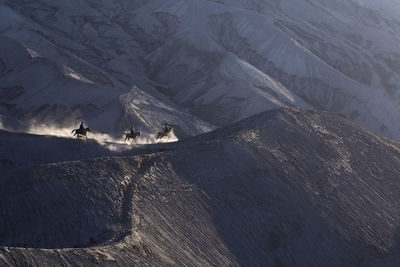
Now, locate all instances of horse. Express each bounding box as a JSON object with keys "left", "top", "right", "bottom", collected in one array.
[
  {"left": 71, "top": 127, "right": 91, "bottom": 139},
  {"left": 123, "top": 131, "right": 141, "bottom": 142},
  {"left": 157, "top": 128, "right": 173, "bottom": 139}
]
